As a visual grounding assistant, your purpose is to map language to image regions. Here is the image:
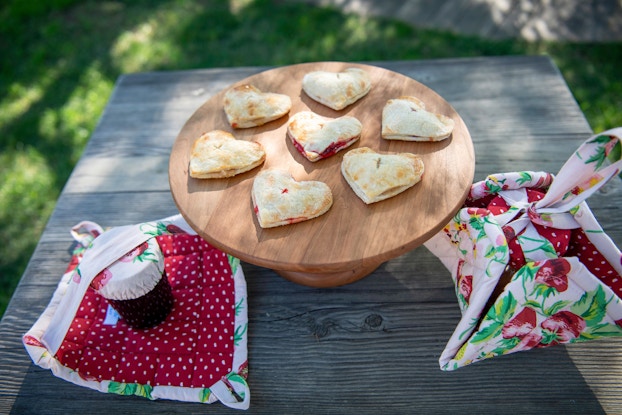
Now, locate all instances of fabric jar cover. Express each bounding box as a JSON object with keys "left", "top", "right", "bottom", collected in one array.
[
  {"left": 91, "top": 236, "right": 174, "bottom": 329},
  {"left": 22, "top": 214, "right": 250, "bottom": 409},
  {"left": 425, "top": 127, "right": 622, "bottom": 371}
]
